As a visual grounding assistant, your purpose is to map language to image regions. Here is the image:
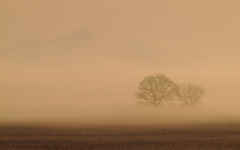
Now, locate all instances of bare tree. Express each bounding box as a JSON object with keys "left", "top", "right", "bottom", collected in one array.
[
  {"left": 135, "top": 74, "right": 179, "bottom": 107},
  {"left": 177, "top": 84, "right": 205, "bottom": 107}
]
